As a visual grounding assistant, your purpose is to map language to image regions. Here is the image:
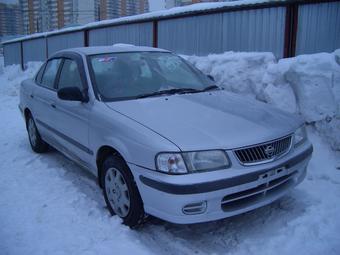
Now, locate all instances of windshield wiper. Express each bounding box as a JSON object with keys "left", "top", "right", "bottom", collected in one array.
[
  {"left": 200, "top": 85, "right": 220, "bottom": 92},
  {"left": 136, "top": 86, "right": 220, "bottom": 99},
  {"left": 136, "top": 88, "right": 200, "bottom": 99}
]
